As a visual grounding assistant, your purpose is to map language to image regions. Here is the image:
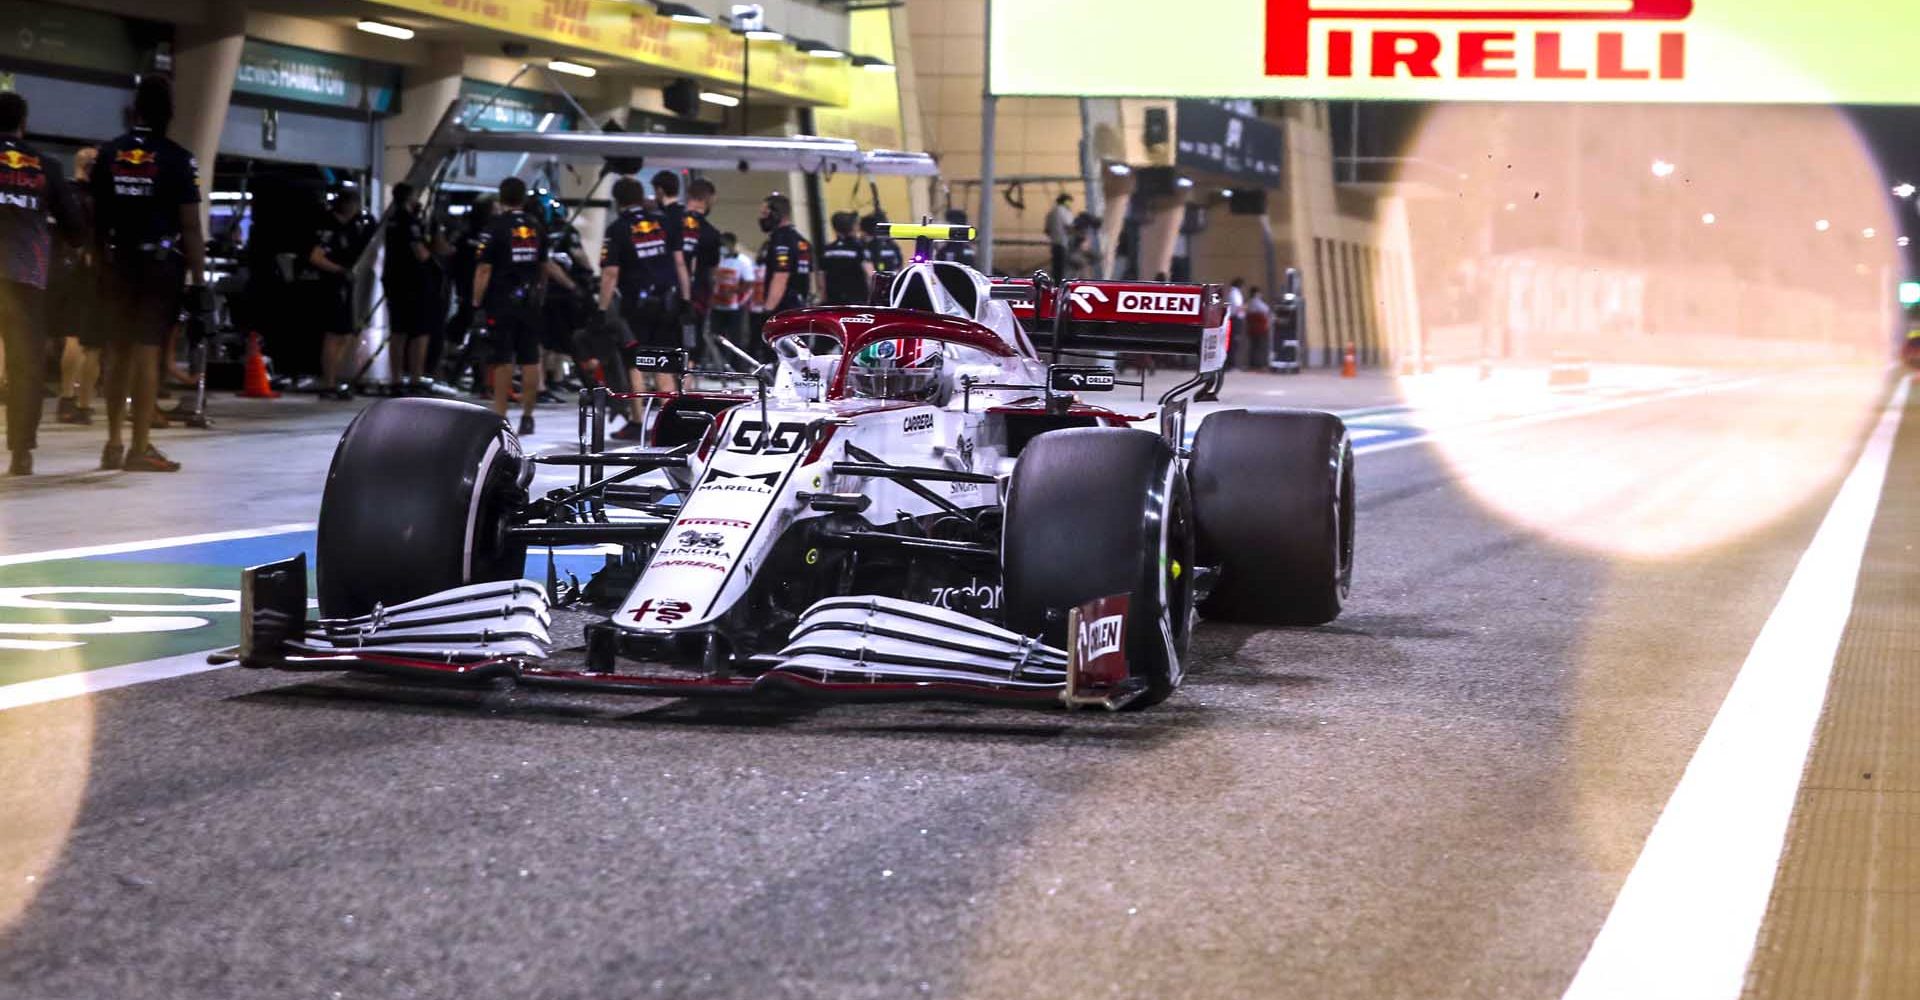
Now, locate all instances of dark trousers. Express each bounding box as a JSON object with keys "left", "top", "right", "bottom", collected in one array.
[
  {"left": 1, "top": 281, "right": 46, "bottom": 455},
  {"left": 1050, "top": 244, "right": 1068, "bottom": 280}
]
